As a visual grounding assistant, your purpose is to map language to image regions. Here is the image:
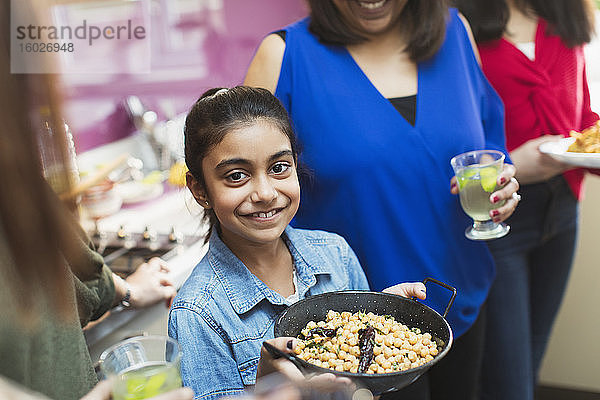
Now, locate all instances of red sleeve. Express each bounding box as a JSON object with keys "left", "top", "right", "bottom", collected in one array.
[
  {"left": 580, "top": 64, "right": 600, "bottom": 176},
  {"left": 581, "top": 63, "right": 599, "bottom": 131}
]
